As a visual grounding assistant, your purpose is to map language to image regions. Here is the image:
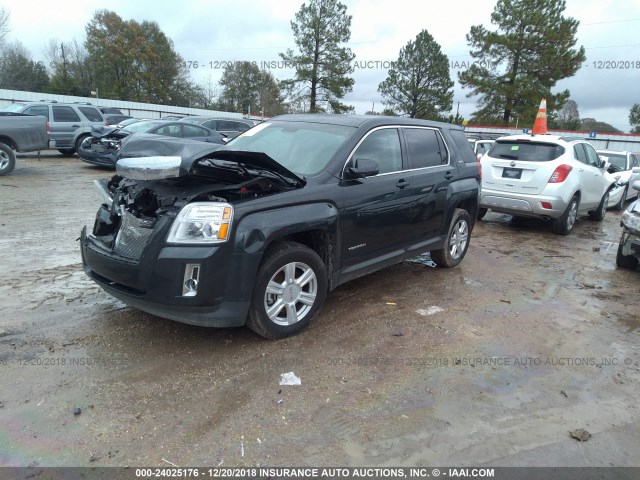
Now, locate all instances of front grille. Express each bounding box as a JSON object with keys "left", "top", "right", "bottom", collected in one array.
[{"left": 113, "top": 210, "right": 154, "bottom": 260}]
